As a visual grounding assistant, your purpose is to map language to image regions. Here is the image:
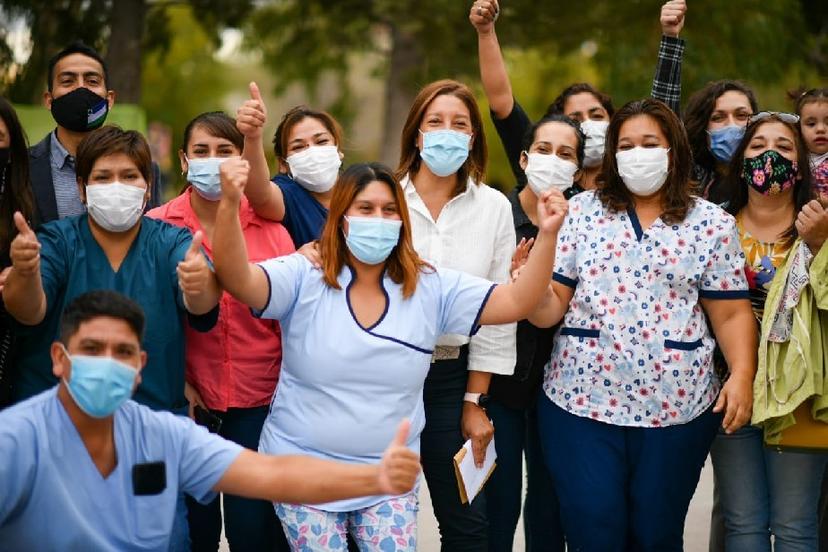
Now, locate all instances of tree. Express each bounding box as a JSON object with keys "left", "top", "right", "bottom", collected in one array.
[
  {"left": 0, "top": 0, "right": 110, "bottom": 103},
  {"left": 0, "top": 0, "right": 252, "bottom": 103},
  {"left": 249, "top": 0, "right": 825, "bottom": 169}
]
